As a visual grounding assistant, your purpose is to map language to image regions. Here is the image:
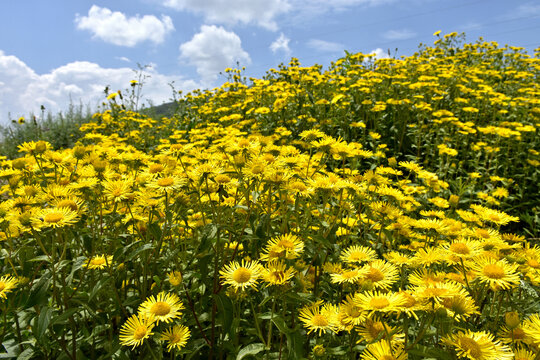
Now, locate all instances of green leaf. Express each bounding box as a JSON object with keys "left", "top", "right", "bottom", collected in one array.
[
  {"left": 29, "top": 255, "right": 51, "bottom": 263},
  {"left": 126, "top": 242, "right": 154, "bottom": 261},
  {"left": 213, "top": 293, "right": 234, "bottom": 337},
  {"left": 50, "top": 308, "right": 78, "bottom": 326},
  {"left": 16, "top": 349, "right": 34, "bottom": 360},
  {"left": 236, "top": 343, "right": 265, "bottom": 360},
  {"left": 271, "top": 315, "right": 291, "bottom": 334},
  {"left": 26, "top": 275, "right": 51, "bottom": 308},
  {"left": 33, "top": 306, "right": 53, "bottom": 341},
  {"left": 271, "top": 316, "right": 304, "bottom": 359},
  {"left": 89, "top": 277, "right": 111, "bottom": 302}
]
